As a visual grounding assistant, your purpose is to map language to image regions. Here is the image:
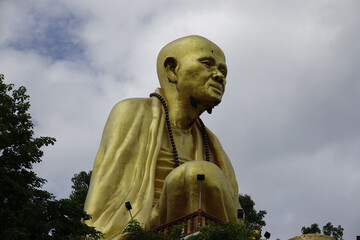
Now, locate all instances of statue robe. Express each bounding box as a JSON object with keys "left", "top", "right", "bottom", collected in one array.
[{"left": 84, "top": 89, "right": 241, "bottom": 239}]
